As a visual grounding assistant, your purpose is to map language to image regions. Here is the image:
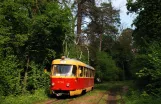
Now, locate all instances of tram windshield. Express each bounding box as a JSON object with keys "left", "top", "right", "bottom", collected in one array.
[{"left": 51, "top": 65, "right": 73, "bottom": 76}]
